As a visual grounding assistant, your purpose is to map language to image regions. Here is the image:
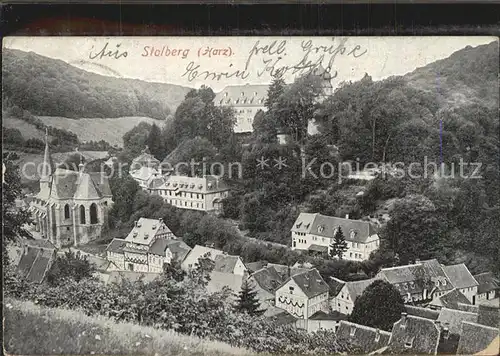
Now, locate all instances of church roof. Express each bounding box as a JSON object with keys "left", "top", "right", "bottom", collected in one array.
[
  {"left": 40, "top": 129, "right": 55, "bottom": 182},
  {"left": 74, "top": 172, "right": 102, "bottom": 200}
]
